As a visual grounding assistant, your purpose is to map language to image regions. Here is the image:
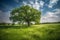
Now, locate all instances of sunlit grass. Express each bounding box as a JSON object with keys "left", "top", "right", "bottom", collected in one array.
[{"left": 0, "top": 24, "right": 60, "bottom": 40}]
